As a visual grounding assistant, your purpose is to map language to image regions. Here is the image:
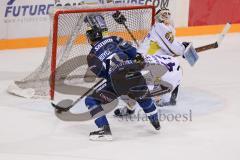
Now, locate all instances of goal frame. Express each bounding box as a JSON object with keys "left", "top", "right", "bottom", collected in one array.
[{"left": 50, "top": 5, "right": 156, "bottom": 100}]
